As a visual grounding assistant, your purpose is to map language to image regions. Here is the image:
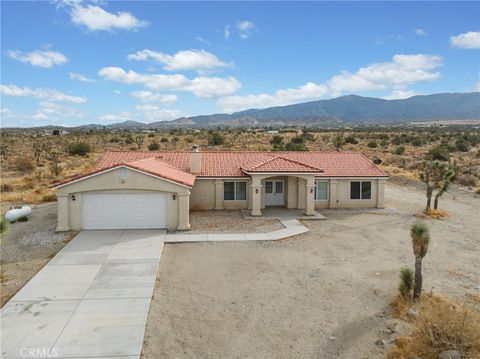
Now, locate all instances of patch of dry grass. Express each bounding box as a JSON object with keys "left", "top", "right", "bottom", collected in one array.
[
  {"left": 389, "top": 294, "right": 480, "bottom": 359},
  {"left": 415, "top": 209, "right": 449, "bottom": 220}
]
